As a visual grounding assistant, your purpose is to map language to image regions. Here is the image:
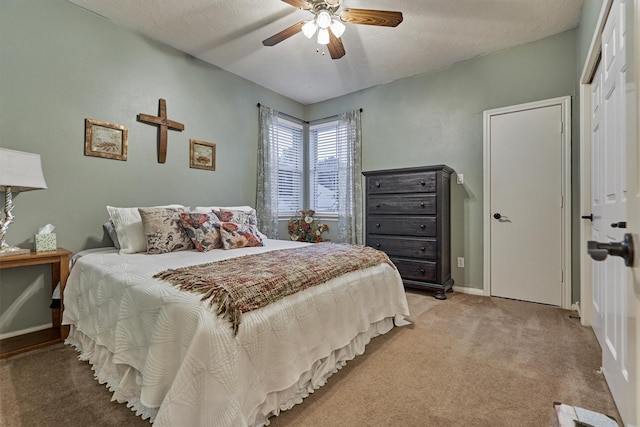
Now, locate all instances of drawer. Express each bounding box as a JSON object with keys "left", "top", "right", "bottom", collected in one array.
[
  {"left": 368, "top": 194, "right": 436, "bottom": 215},
  {"left": 391, "top": 258, "right": 437, "bottom": 282},
  {"left": 368, "top": 236, "right": 437, "bottom": 259},
  {"left": 367, "top": 216, "right": 436, "bottom": 236},
  {"left": 367, "top": 171, "right": 436, "bottom": 194}
]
